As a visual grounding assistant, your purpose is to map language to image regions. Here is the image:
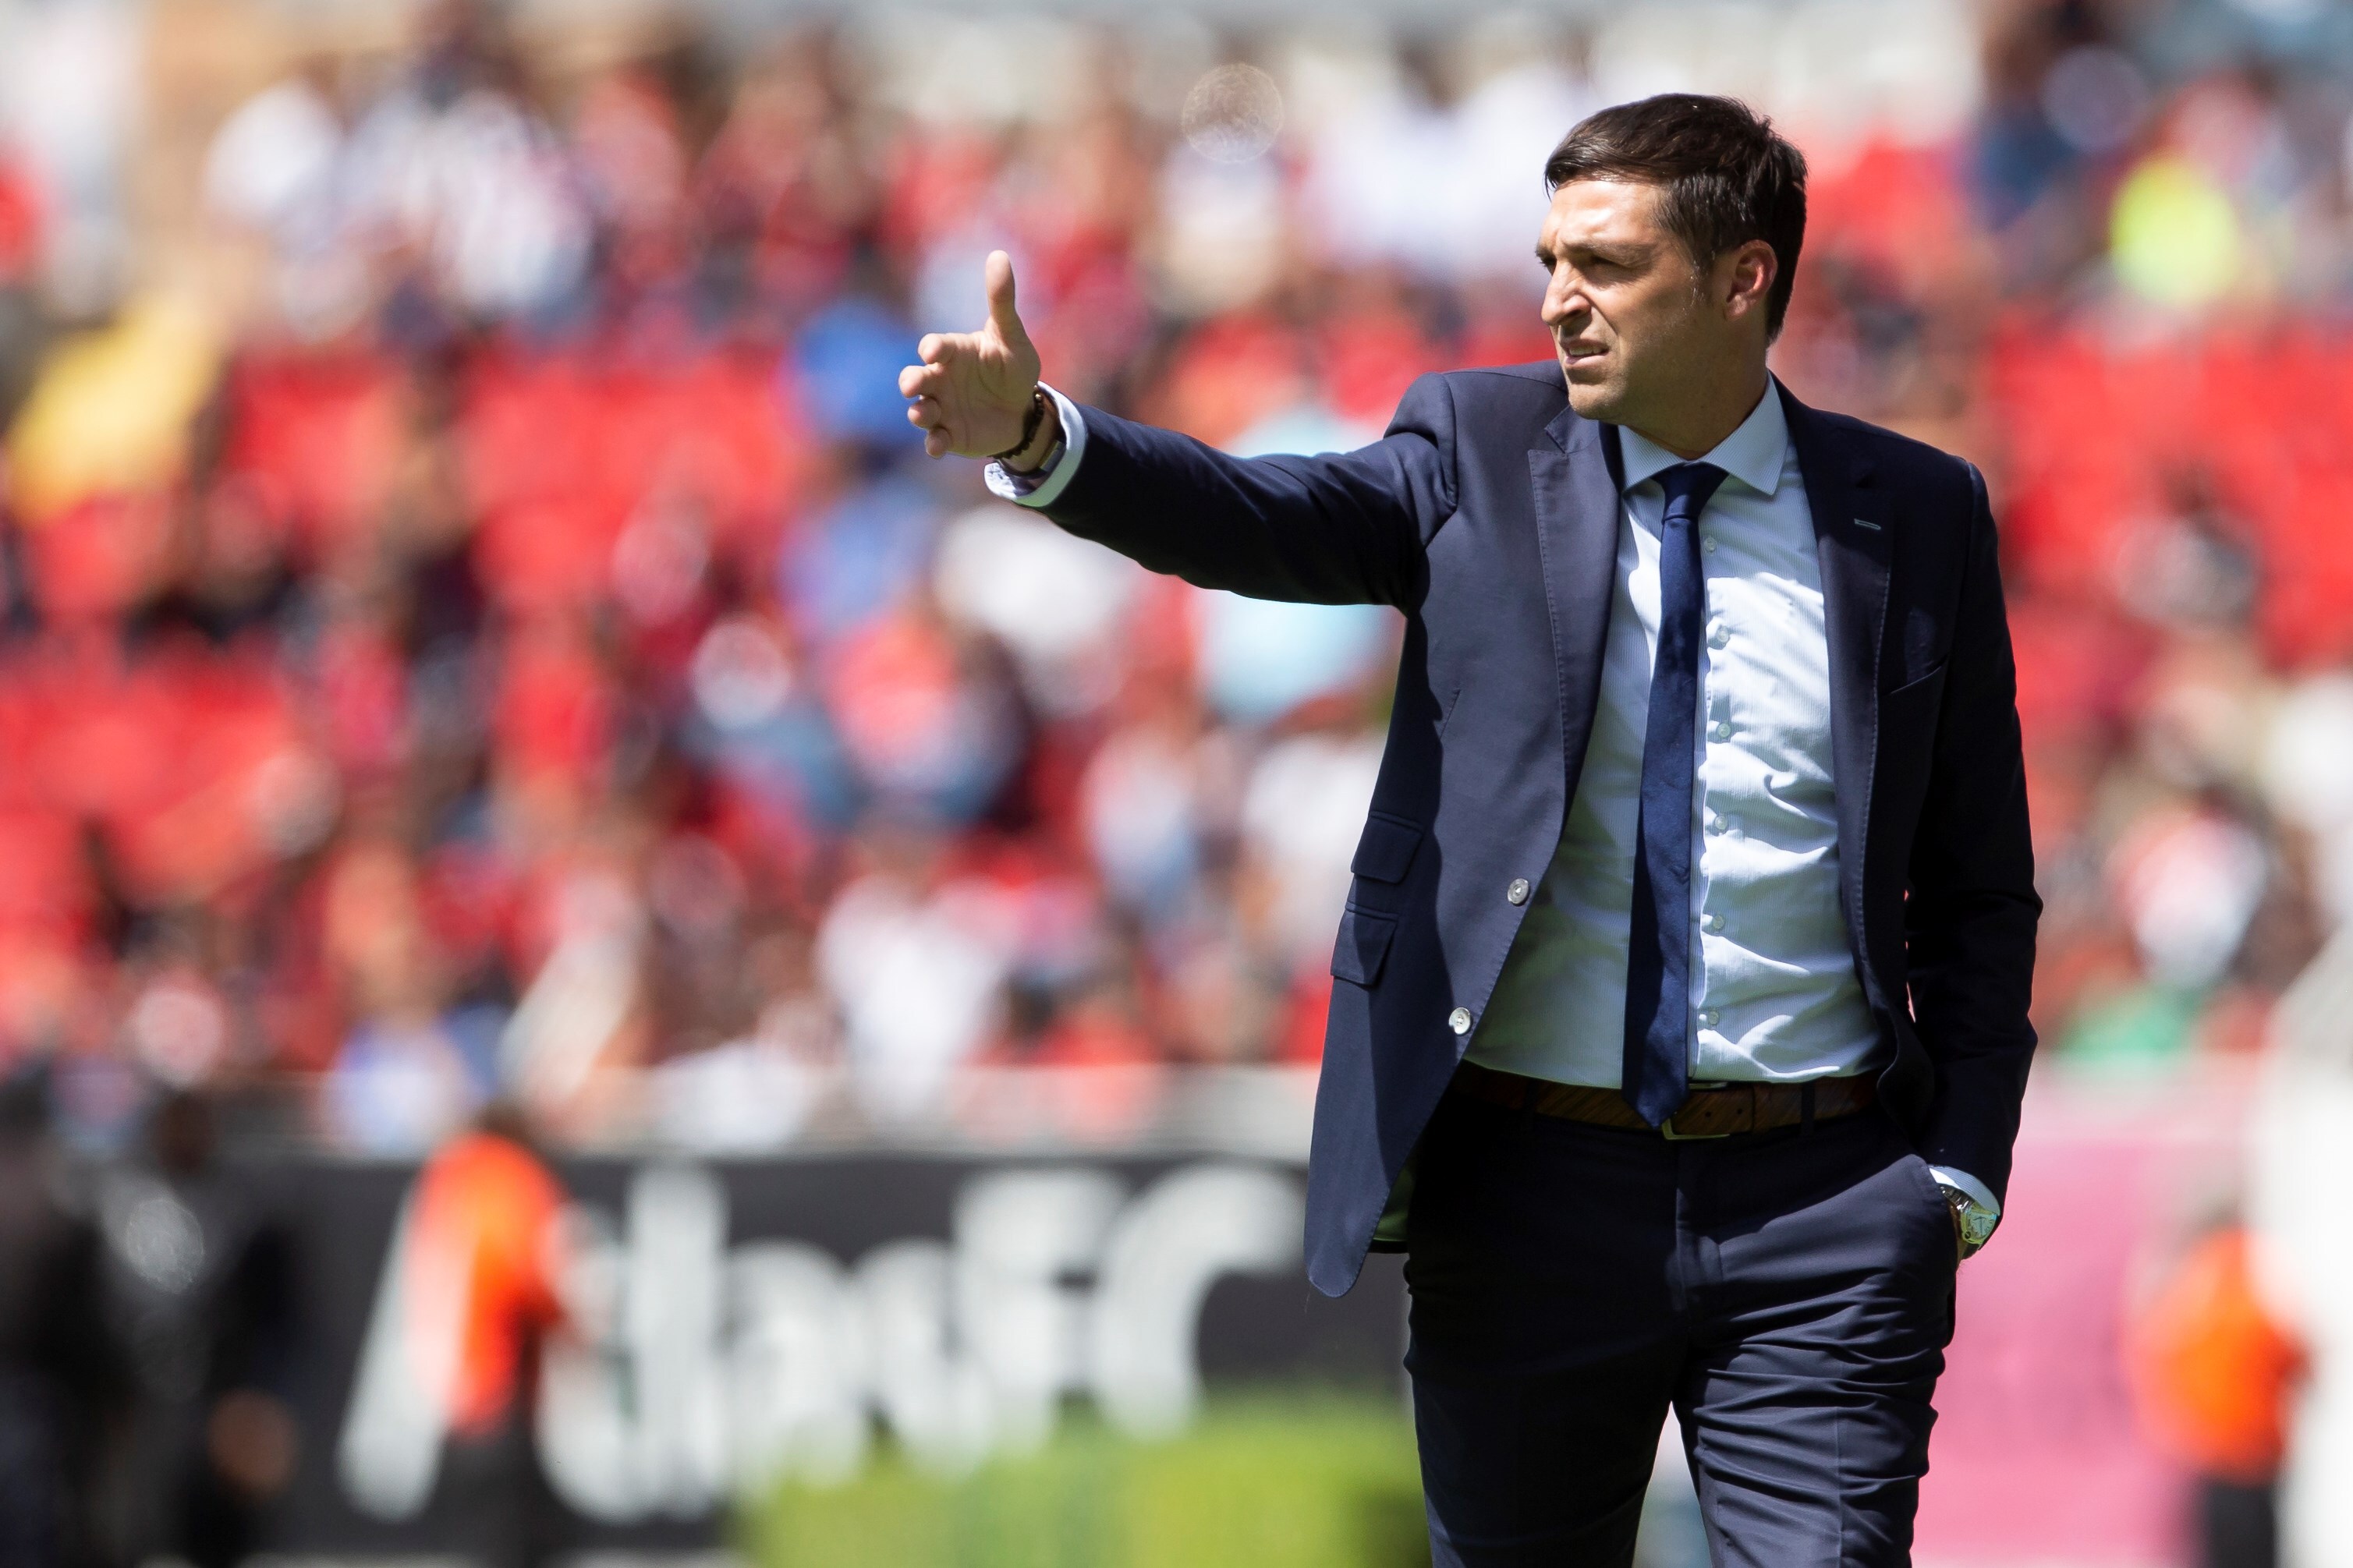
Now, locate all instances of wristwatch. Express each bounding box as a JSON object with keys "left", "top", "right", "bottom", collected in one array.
[{"left": 1936, "top": 1178, "right": 1998, "bottom": 1259}]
